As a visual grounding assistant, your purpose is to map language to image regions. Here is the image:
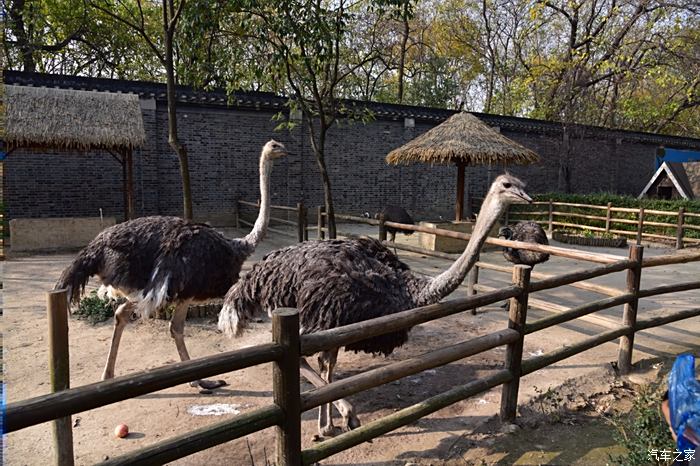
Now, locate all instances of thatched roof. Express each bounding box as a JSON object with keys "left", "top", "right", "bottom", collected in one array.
[
  {"left": 386, "top": 112, "right": 539, "bottom": 166},
  {"left": 3, "top": 85, "right": 146, "bottom": 151}
]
